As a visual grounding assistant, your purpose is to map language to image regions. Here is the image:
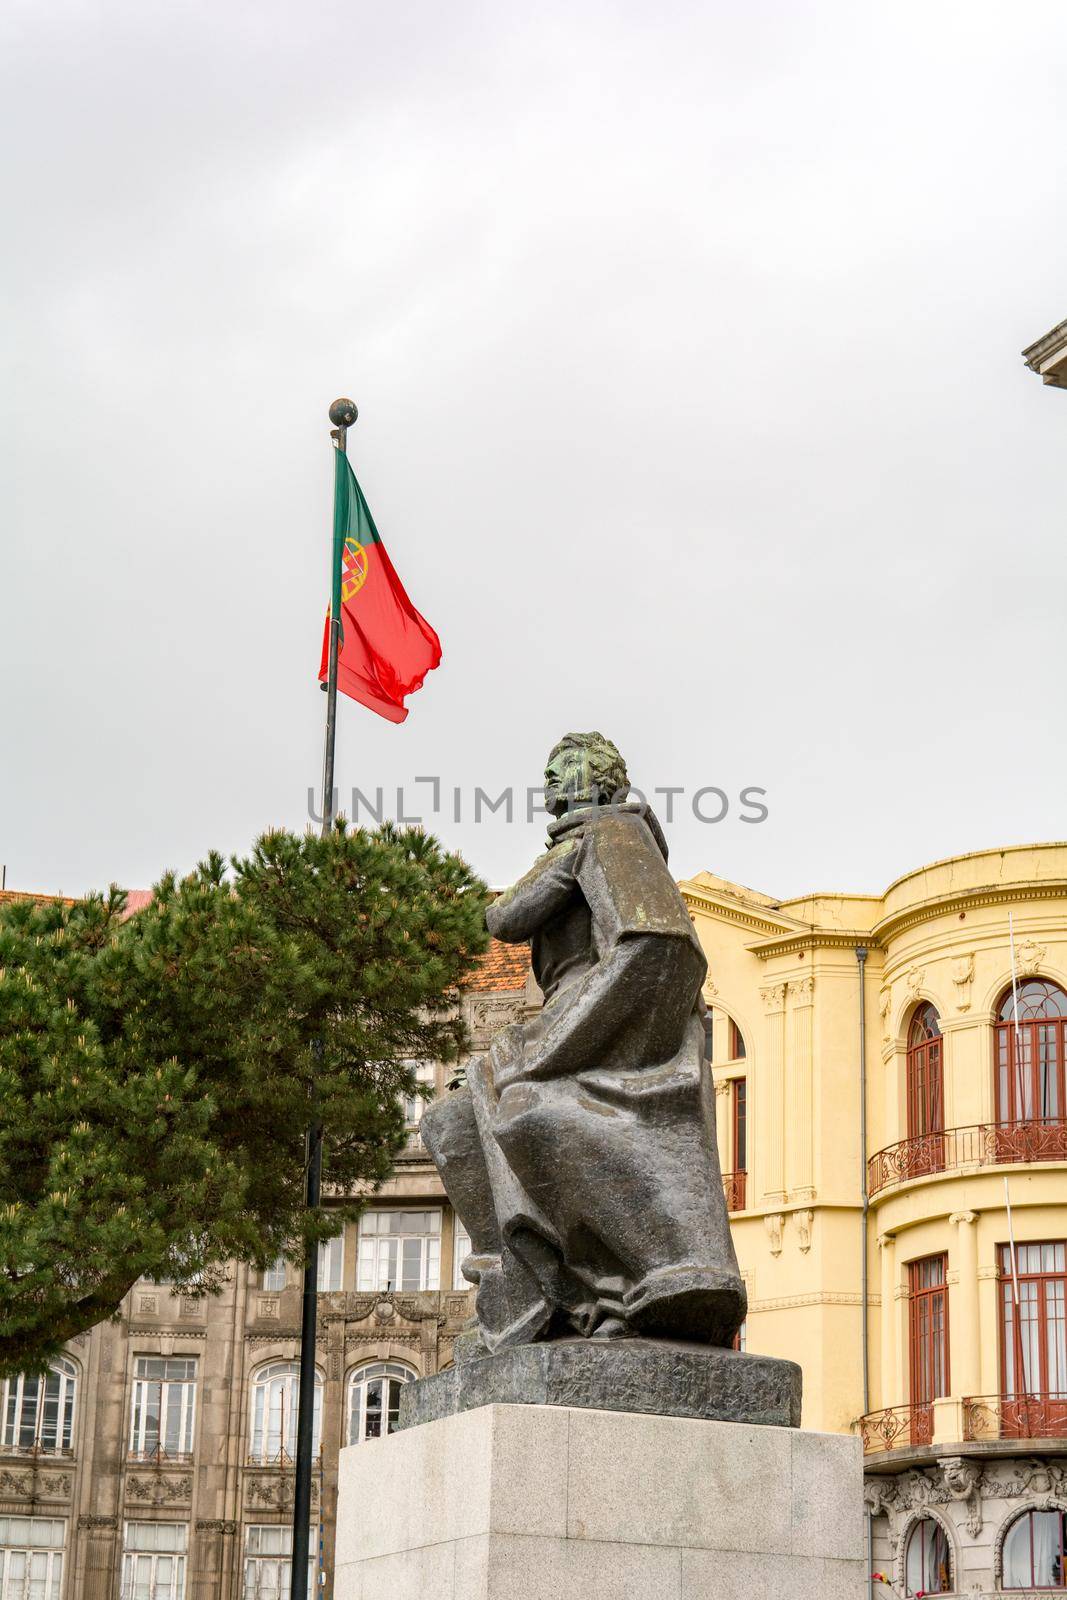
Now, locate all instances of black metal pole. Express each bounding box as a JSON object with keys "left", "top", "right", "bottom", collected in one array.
[{"left": 290, "top": 398, "right": 357, "bottom": 1600}]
